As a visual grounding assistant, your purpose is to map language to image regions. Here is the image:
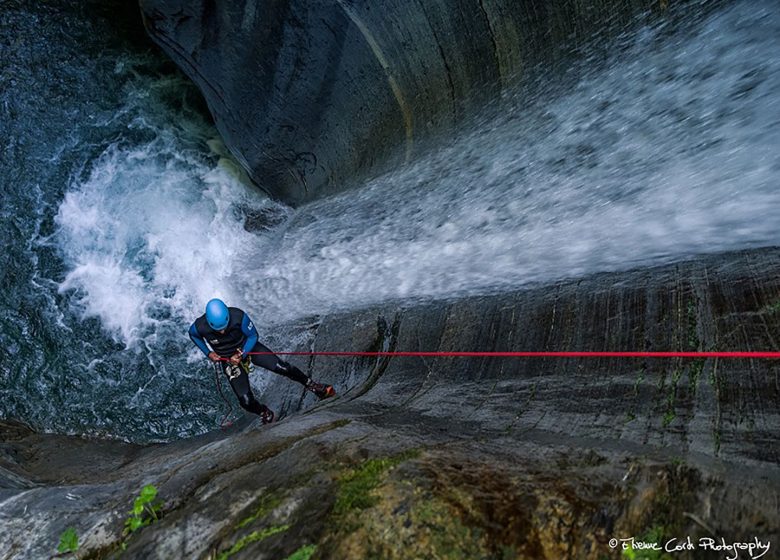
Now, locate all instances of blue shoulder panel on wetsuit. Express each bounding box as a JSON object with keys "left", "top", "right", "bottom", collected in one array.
[
  {"left": 189, "top": 322, "right": 211, "bottom": 356},
  {"left": 241, "top": 313, "right": 258, "bottom": 354}
]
